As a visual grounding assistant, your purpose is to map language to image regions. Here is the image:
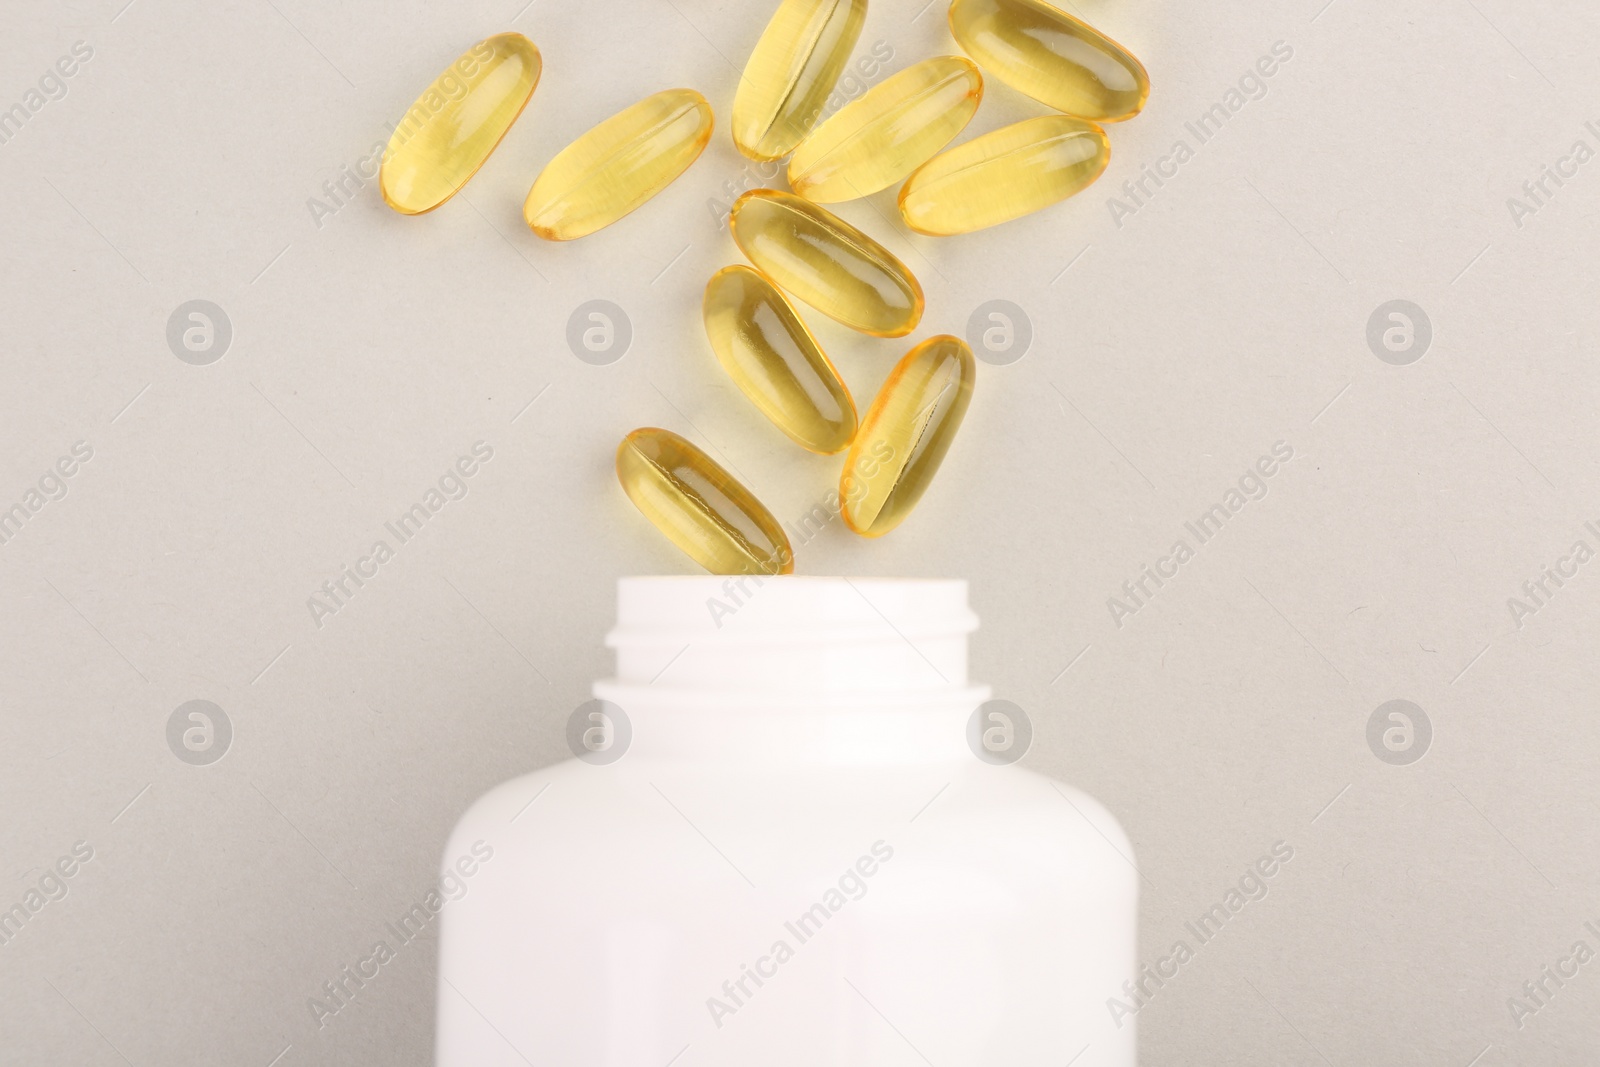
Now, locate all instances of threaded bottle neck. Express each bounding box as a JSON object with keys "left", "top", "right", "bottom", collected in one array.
[
  {"left": 601, "top": 575, "right": 978, "bottom": 702},
  {"left": 593, "top": 577, "right": 987, "bottom": 763}
]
